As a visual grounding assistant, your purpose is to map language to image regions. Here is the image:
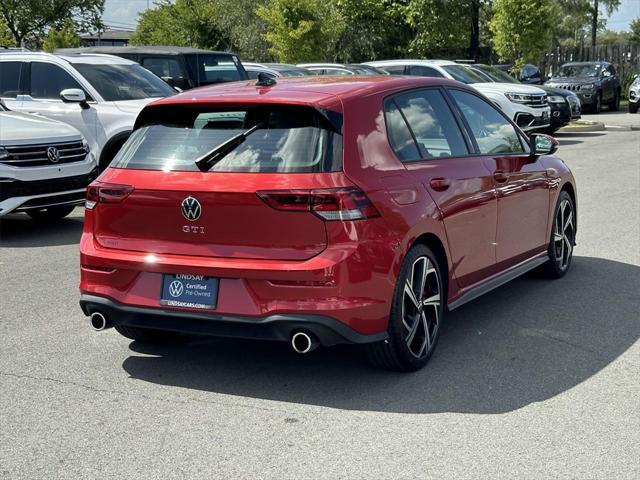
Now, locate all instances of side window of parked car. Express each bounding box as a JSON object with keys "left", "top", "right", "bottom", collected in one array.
[
  {"left": 606, "top": 64, "right": 616, "bottom": 76},
  {"left": 324, "top": 68, "right": 351, "bottom": 75},
  {"left": 382, "top": 65, "right": 406, "bottom": 75},
  {"left": 407, "top": 65, "right": 444, "bottom": 78},
  {"left": 142, "top": 57, "right": 183, "bottom": 81},
  {"left": 449, "top": 89, "right": 525, "bottom": 155},
  {"left": 0, "top": 62, "right": 22, "bottom": 98},
  {"left": 388, "top": 89, "right": 469, "bottom": 160},
  {"left": 30, "top": 62, "right": 84, "bottom": 100}
]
